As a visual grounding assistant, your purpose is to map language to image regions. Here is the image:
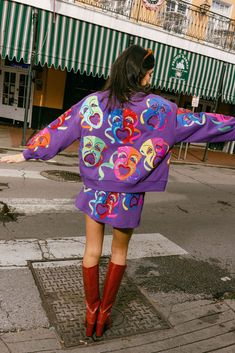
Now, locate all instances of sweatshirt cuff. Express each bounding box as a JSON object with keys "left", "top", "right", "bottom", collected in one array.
[{"left": 23, "top": 149, "right": 34, "bottom": 160}]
